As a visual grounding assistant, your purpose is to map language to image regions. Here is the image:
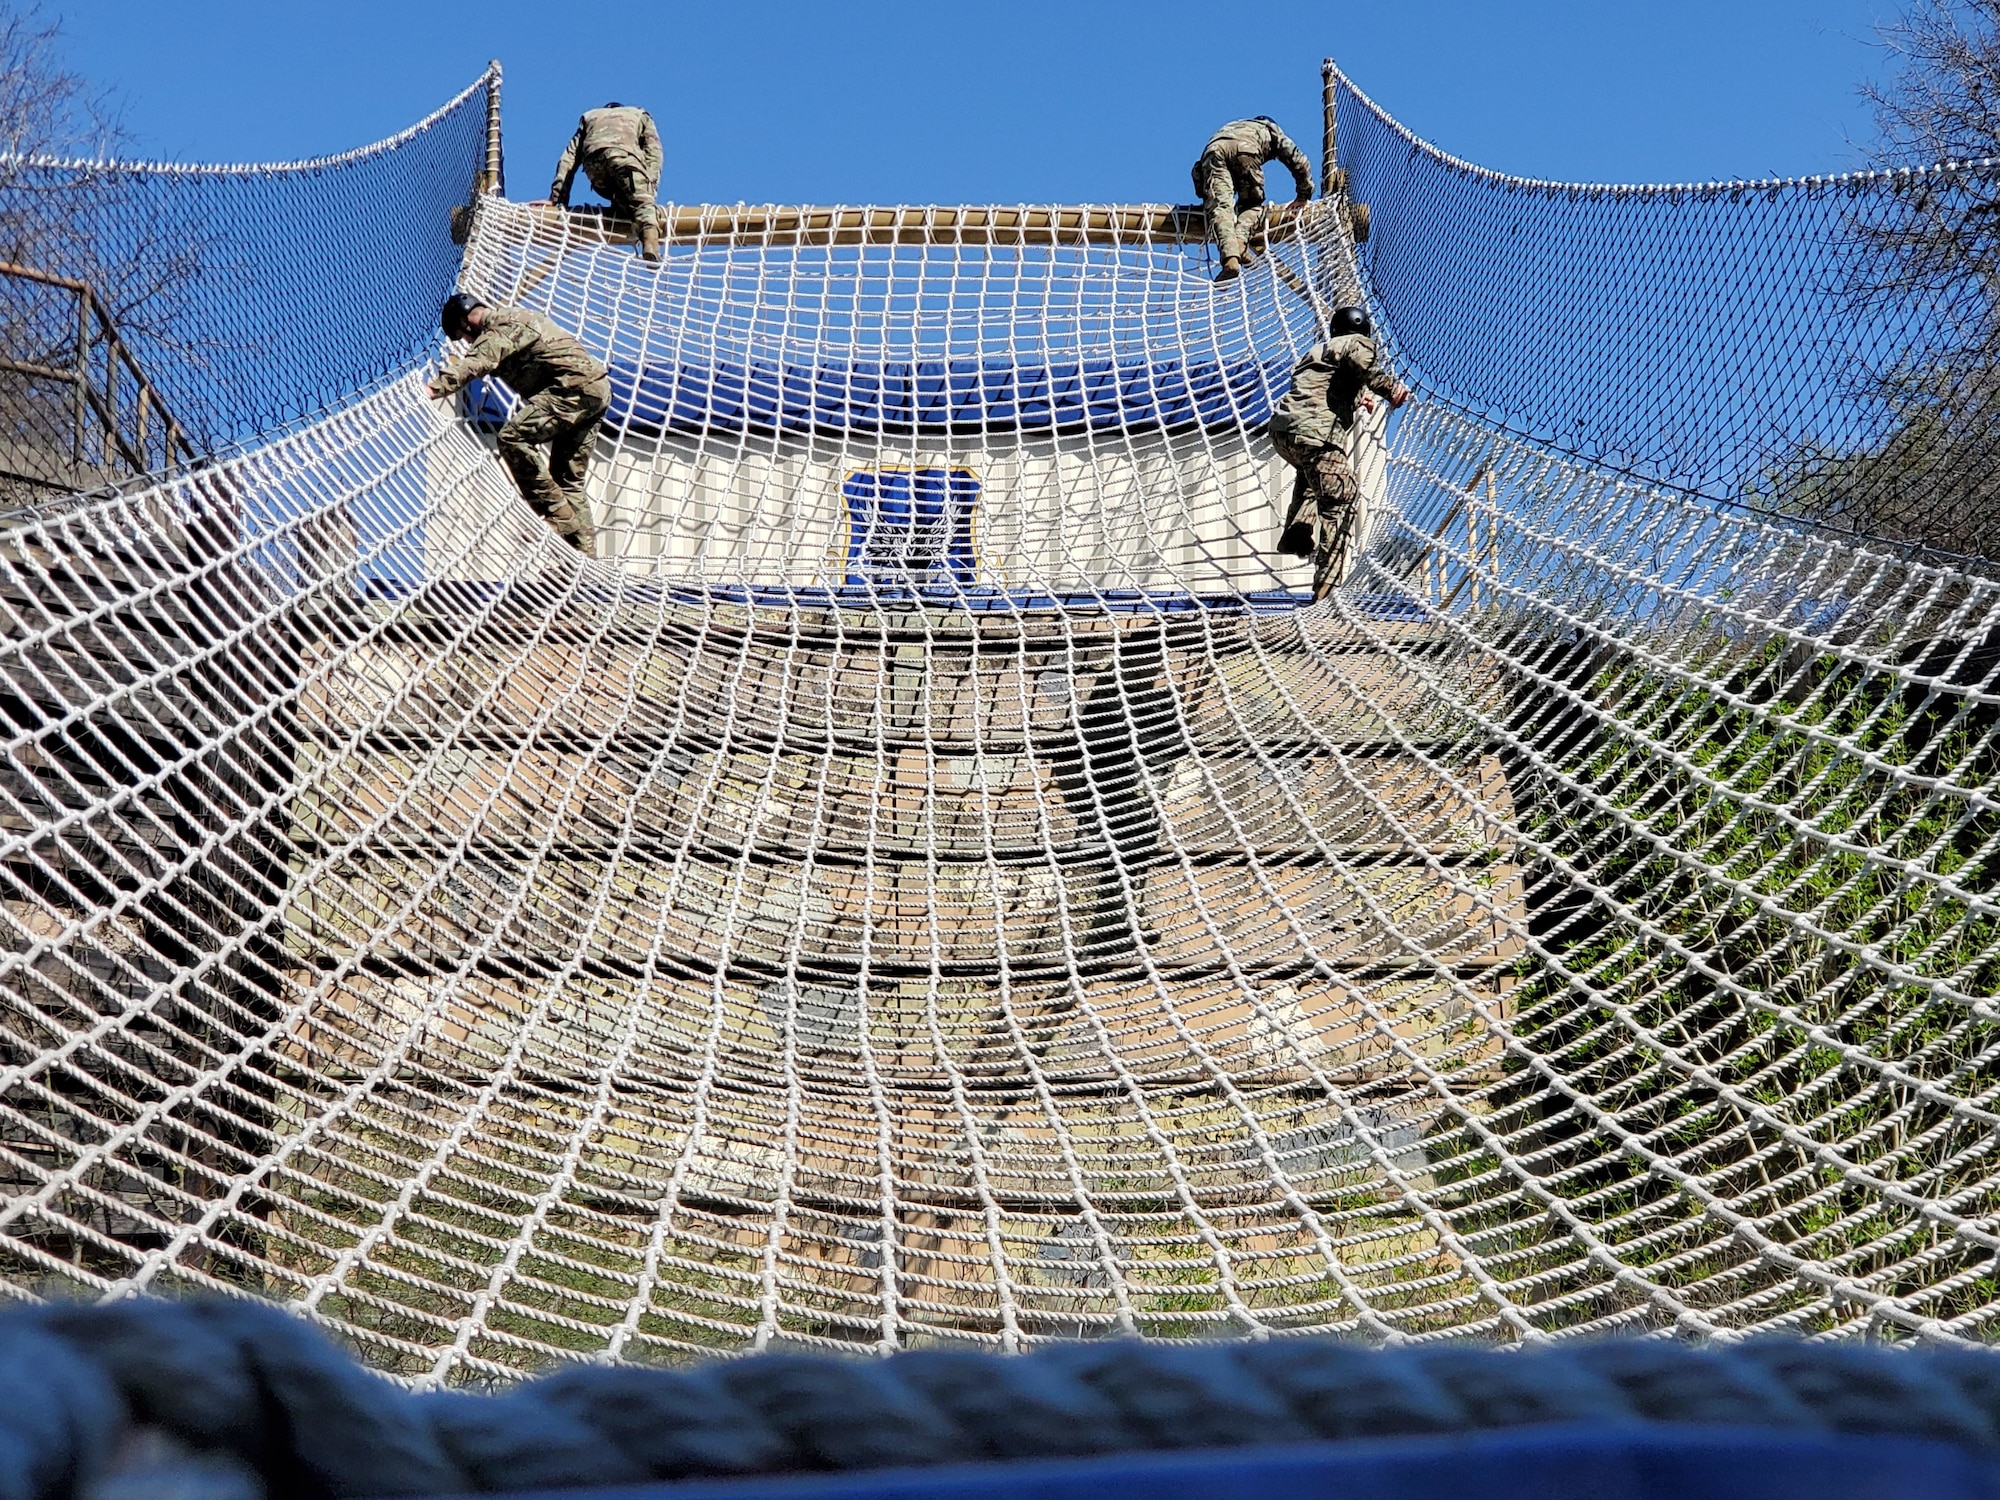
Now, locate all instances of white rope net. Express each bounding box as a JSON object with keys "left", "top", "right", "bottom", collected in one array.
[{"left": 2, "top": 63, "right": 1999, "bottom": 1383}]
